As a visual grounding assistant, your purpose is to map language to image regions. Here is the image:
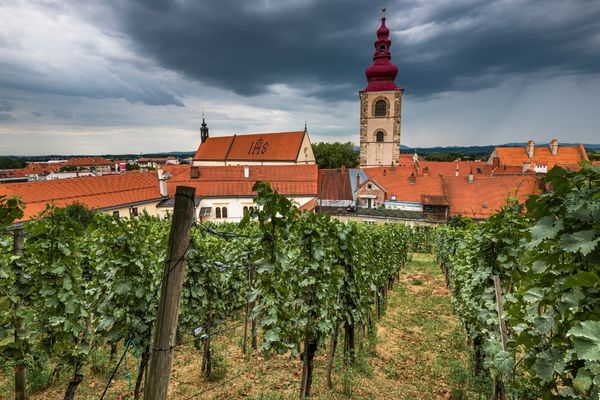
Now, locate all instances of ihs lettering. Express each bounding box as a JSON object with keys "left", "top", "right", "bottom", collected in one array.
[{"left": 248, "top": 138, "right": 269, "bottom": 155}]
